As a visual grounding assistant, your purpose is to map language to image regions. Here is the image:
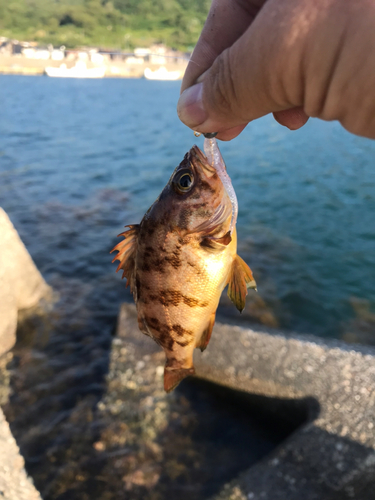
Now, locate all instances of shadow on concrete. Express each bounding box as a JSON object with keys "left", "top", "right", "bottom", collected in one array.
[
  {"left": 152, "top": 378, "right": 320, "bottom": 500},
  {"left": 237, "top": 424, "right": 375, "bottom": 500}
]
